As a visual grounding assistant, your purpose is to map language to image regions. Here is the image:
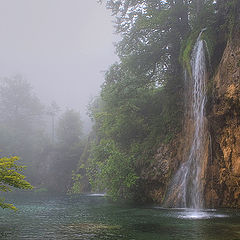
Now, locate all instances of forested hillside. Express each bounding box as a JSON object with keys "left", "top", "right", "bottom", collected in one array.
[
  {"left": 0, "top": 77, "right": 85, "bottom": 195},
  {"left": 73, "top": 0, "right": 240, "bottom": 204}
]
